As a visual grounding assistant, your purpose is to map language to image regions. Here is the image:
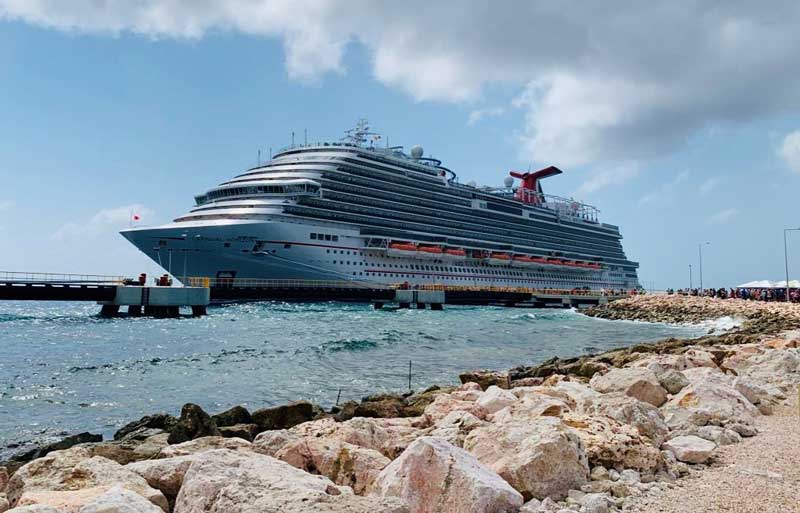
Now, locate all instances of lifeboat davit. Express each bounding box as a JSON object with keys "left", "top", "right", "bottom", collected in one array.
[
  {"left": 512, "top": 255, "right": 534, "bottom": 267},
  {"left": 489, "top": 252, "right": 512, "bottom": 266},
  {"left": 417, "top": 245, "right": 444, "bottom": 259},
  {"left": 387, "top": 242, "right": 417, "bottom": 258},
  {"left": 442, "top": 248, "right": 467, "bottom": 261}
]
